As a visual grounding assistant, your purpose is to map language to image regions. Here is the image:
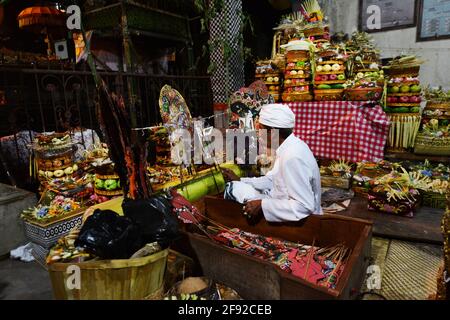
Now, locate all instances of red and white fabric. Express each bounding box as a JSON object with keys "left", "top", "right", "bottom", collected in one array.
[{"left": 285, "top": 101, "right": 390, "bottom": 162}]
